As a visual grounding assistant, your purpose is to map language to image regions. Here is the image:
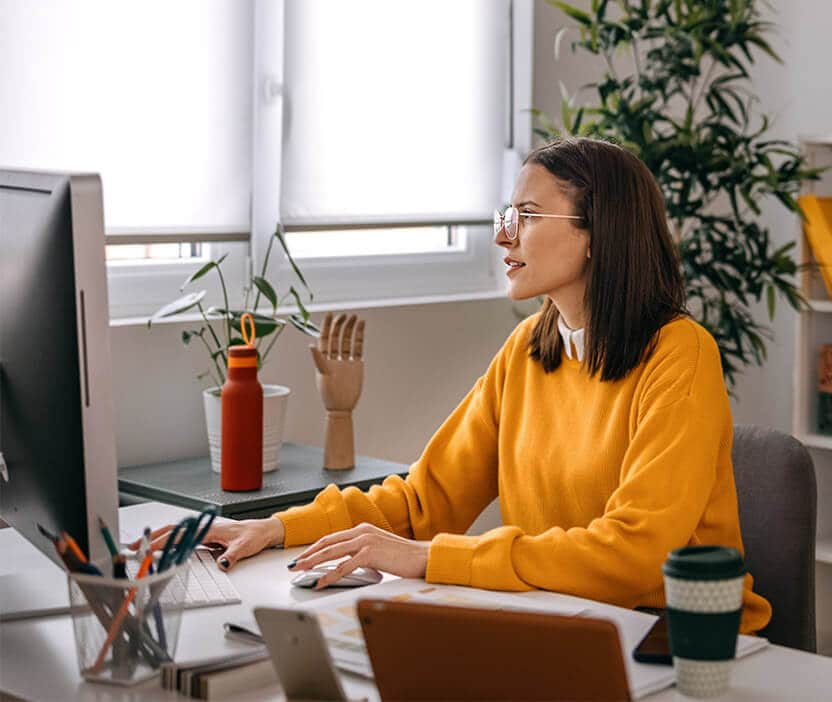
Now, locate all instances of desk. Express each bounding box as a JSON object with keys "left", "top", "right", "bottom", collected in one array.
[
  {"left": 118, "top": 443, "right": 409, "bottom": 518},
  {"left": 2, "top": 501, "right": 832, "bottom": 701}
]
